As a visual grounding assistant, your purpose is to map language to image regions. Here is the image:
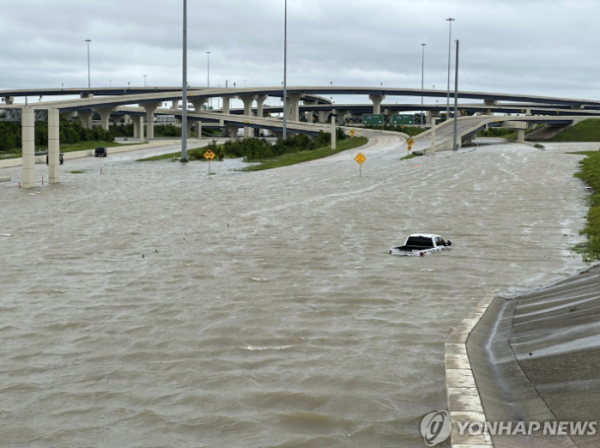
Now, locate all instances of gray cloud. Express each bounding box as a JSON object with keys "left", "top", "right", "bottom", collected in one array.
[{"left": 1, "top": 0, "right": 599, "bottom": 104}]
